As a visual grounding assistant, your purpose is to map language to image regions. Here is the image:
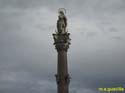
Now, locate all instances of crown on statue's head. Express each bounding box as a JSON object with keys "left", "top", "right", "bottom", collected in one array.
[{"left": 58, "top": 8, "right": 66, "bottom": 15}]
